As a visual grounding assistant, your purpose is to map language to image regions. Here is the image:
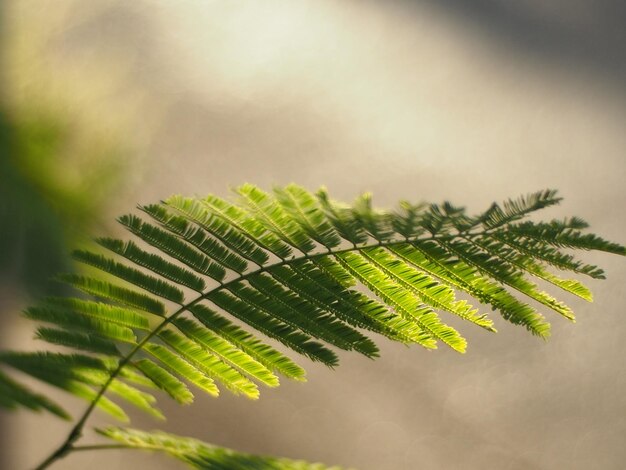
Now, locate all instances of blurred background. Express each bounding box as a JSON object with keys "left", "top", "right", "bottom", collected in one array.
[{"left": 1, "top": 1, "right": 625, "bottom": 469}]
